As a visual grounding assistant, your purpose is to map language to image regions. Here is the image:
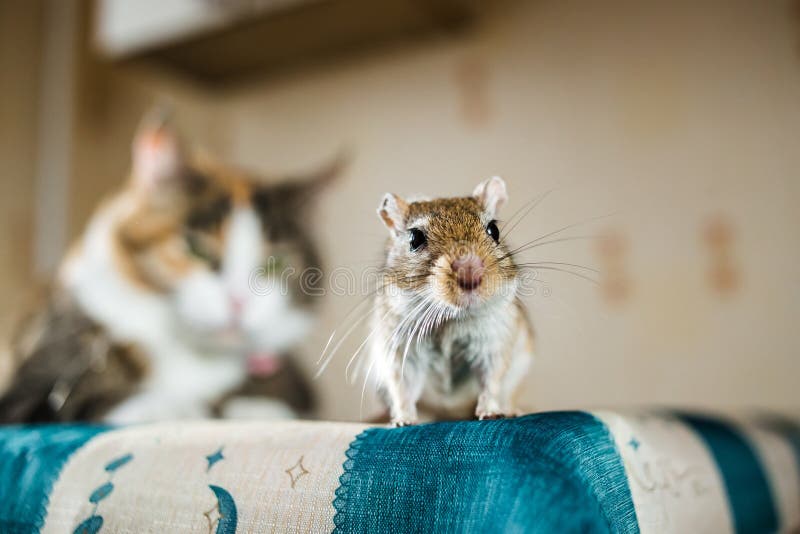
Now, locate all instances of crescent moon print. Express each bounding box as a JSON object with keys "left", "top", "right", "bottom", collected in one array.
[
  {"left": 205, "top": 485, "right": 238, "bottom": 534},
  {"left": 73, "top": 453, "right": 134, "bottom": 534},
  {"left": 73, "top": 515, "right": 103, "bottom": 534}
]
